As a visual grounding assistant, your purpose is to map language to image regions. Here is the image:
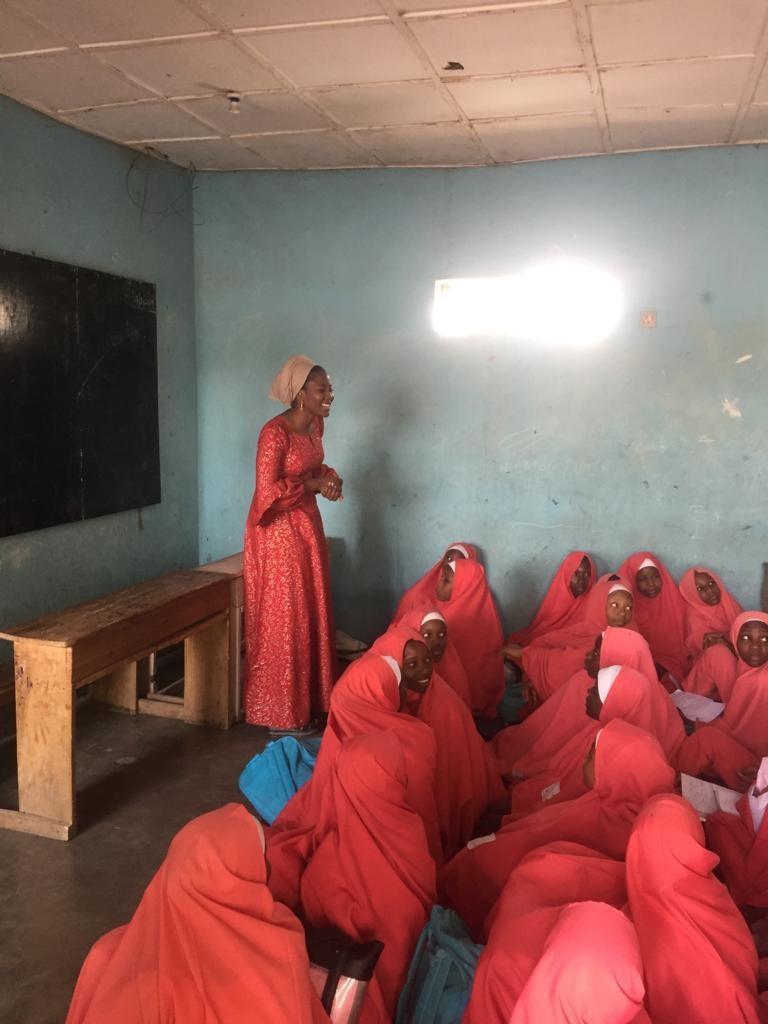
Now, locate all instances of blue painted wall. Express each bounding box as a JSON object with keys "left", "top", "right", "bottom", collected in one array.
[
  {"left": 0, "top": 96, "right": 199, "bottom": 649},
  {"left": 195, "top": 148, "right": 767, "bottom": 641}
]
